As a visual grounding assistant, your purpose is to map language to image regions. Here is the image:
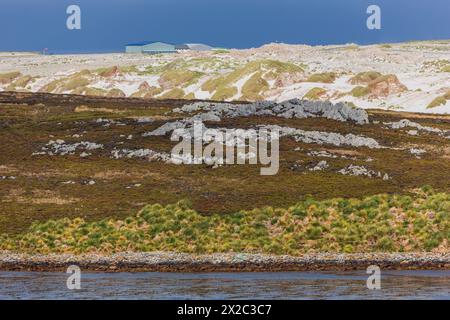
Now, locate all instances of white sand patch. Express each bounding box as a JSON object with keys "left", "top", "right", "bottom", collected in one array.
[{"left": 1, "top": 41, "right": 449, "bottom": 114}]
